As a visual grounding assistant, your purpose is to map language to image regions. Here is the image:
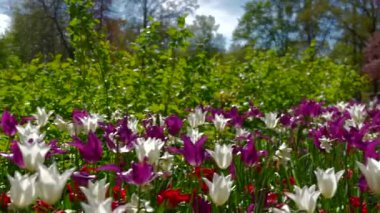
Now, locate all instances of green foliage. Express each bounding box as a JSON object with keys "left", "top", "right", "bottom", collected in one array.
[
  {"left": 226, "top": 46, "right": 368, "bottom": 111},
  {"left": 0, "top": 1, "right": 368, "bottom": 116}
]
